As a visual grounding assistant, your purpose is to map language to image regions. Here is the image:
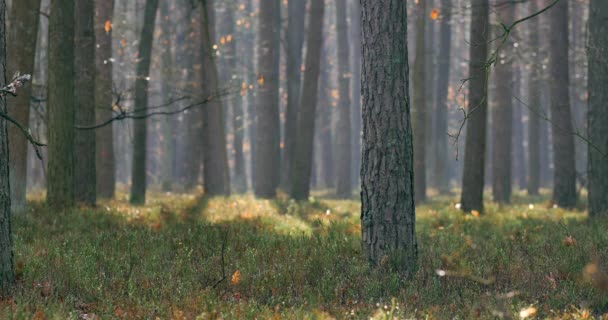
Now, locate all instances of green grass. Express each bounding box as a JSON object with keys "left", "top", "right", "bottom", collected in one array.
[{"left": 2, "top": 190, "right": 607, "bottom": 319}]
